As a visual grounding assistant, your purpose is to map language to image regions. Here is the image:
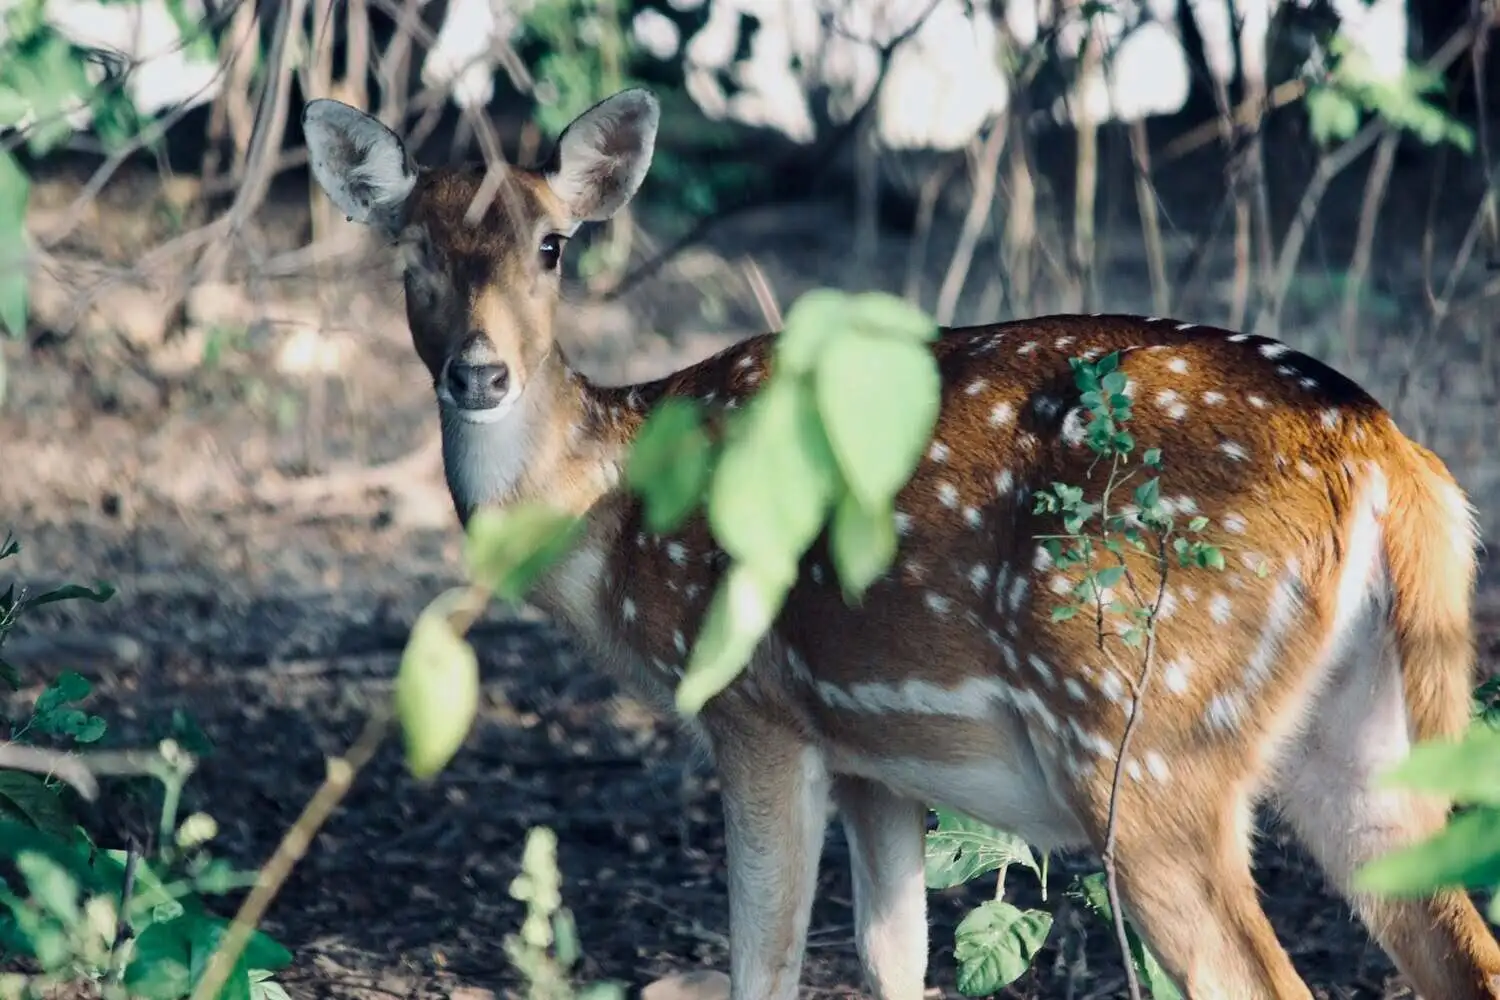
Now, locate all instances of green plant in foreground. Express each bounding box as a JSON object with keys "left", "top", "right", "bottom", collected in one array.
[
  {"left": 504, "top": 826, "right": 623, "bottom": 1000},
  {"left": 0, "top": 532, "right": 292, "bottom": 1000}
]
